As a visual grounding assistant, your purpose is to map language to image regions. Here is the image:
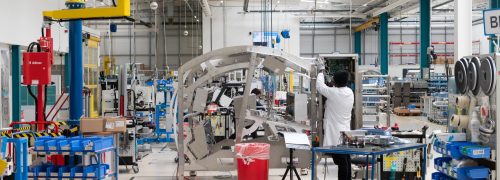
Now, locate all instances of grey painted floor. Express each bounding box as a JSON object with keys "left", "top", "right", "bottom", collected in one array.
[{"left": 119, "top": 115, "right": 446, "bottom": 180}]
